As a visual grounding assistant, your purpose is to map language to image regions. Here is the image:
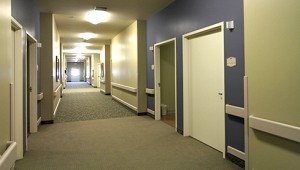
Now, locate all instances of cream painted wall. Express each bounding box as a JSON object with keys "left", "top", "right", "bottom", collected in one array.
[
  {"left": 160, "top": 42, "right": 175, "bottom": 112},
  {"left": 40, "top": 13, "right": 62, "bottom": 121},
  {"left": 111, "top": 20, "right": 147, "bottom": 112},
  {"left": 111, "top": 21, "right": 138, "bottom": 107},
  {"left": 0, "top": 0, "right": 11, "bottom": 153},
  {"left": 100, "top": 45, "right": 111, "bottom": 94},
  {"left": 91, "top": 53, "right": 100, "bottom": 87},
  {"left": 245, "top": 0, "right": 300, "bottom": 169}
]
